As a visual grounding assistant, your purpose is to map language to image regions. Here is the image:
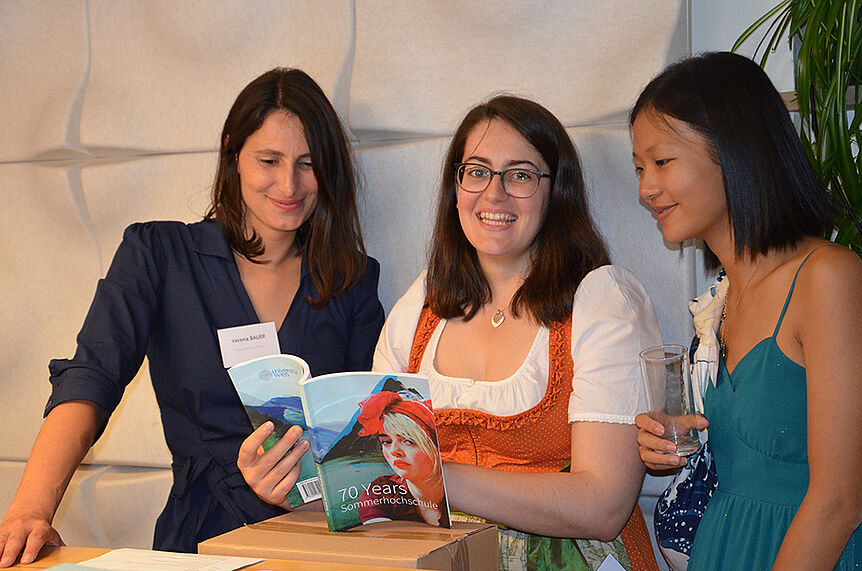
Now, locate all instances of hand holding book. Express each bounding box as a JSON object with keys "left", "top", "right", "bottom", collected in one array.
[
  {"left": 228, "top": 354, "right": 322, "bottom": 509},
  {"left": 237, "top": 421, "right": 310, "bottom": 509}
]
